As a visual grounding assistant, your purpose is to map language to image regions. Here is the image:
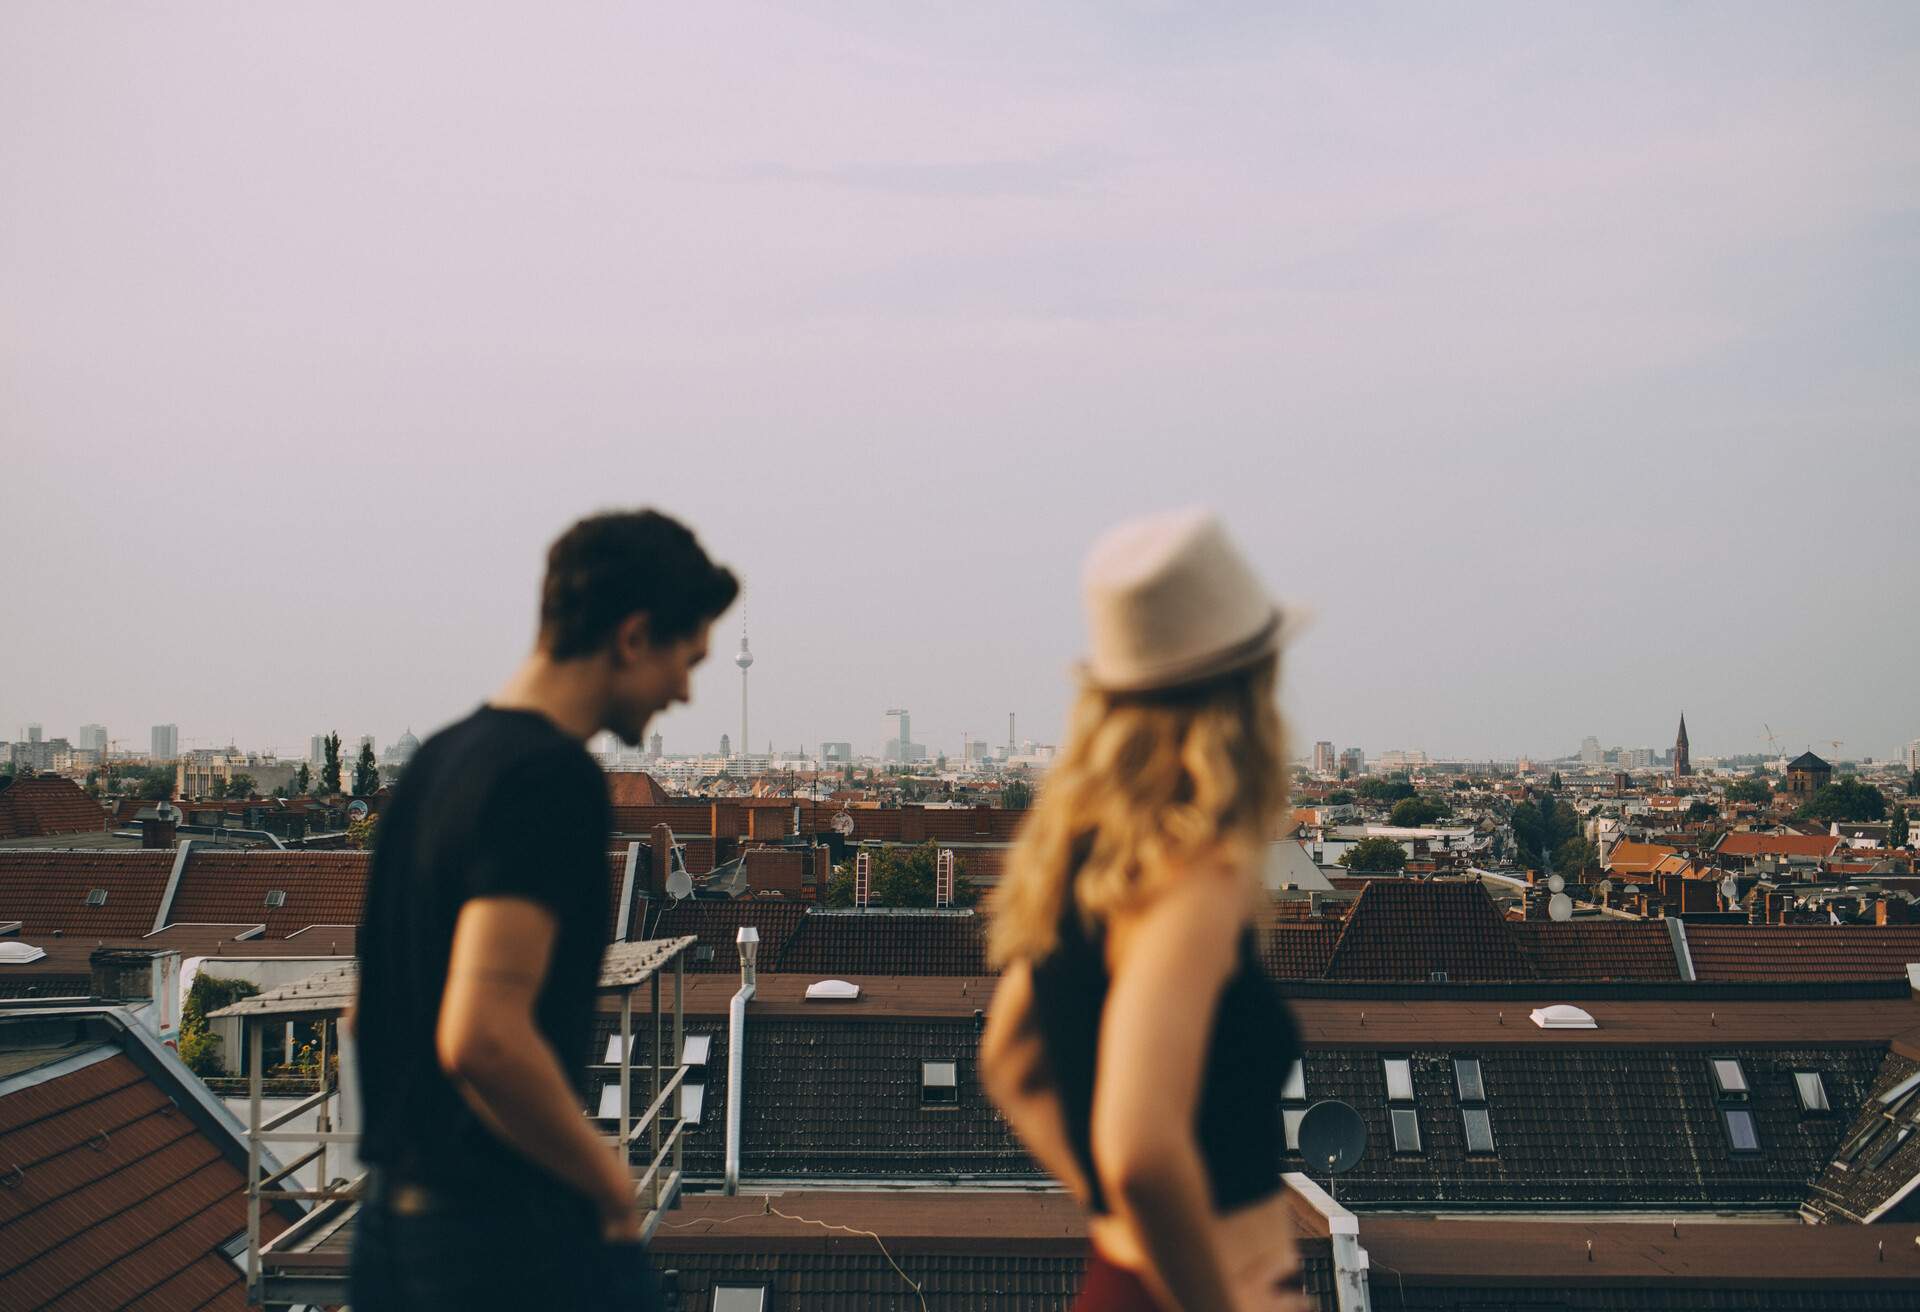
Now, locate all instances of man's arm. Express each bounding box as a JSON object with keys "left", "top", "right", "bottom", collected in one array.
[{"left": 435, "top": 896, "right": 640, "bottom": 1240}]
